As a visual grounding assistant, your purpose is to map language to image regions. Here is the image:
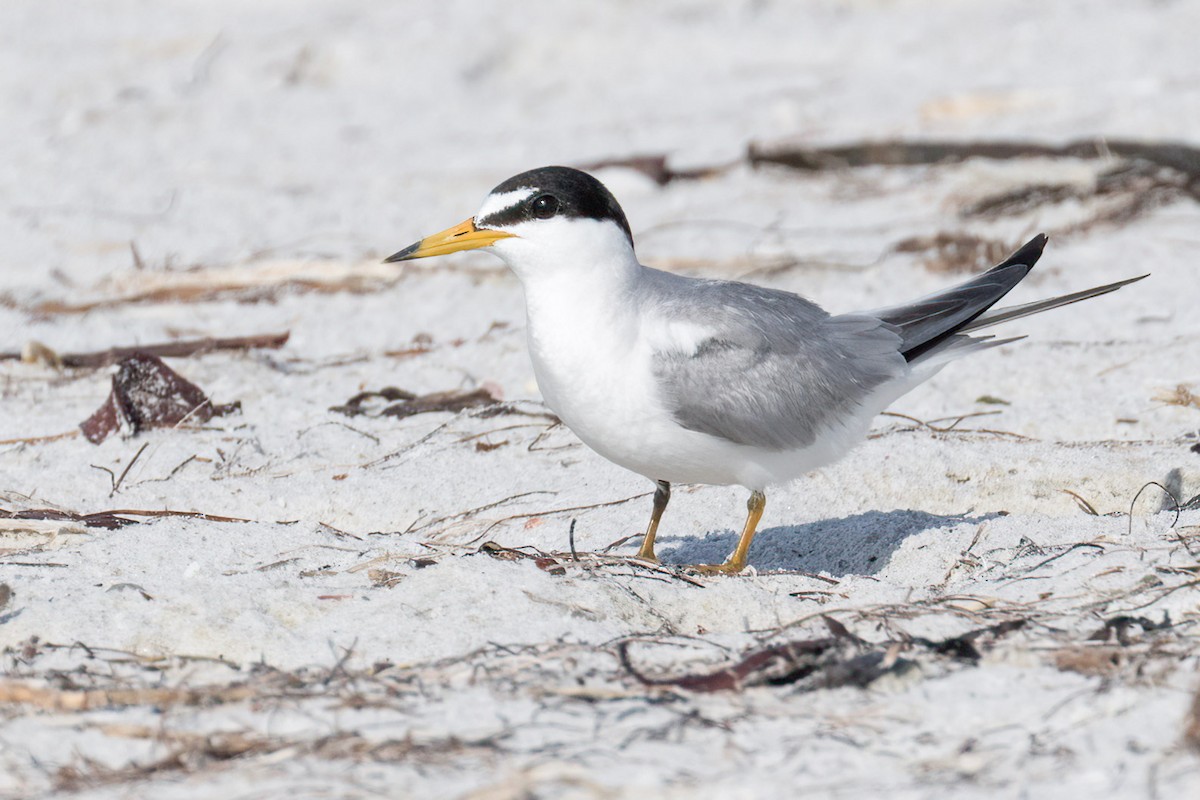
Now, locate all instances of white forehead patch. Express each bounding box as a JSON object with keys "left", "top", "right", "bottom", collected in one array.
[{"left": 475, "top": 187, "right": 536, "bottom": 224}]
